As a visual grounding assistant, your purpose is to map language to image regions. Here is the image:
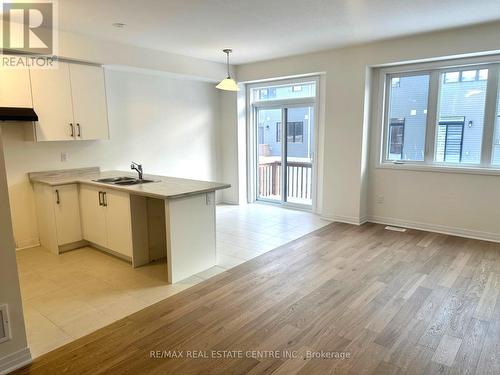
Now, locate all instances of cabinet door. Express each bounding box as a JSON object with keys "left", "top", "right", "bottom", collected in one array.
[
  {"left": 30, "top": 62, "right": 75, "bottom": 141},
  {"left": 0, "top": 68, "right": 32, "bottom": 107},
  {"left": 104, "top": 189, "right": 133, "bottom": 257},
  {"left": 33, "top": 183, "right": 59, "bottom": 254},
  {"left": 69, "top": 64, "right": 109, "bottom": 140},
  {"left": 79, "top": 185, "right": 107, "bottom": 247},
  {"left": 53, "top": 185, "right": 82, "bottom": 245}
]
